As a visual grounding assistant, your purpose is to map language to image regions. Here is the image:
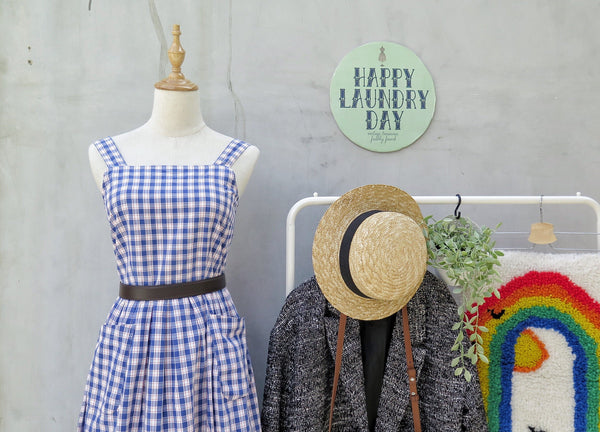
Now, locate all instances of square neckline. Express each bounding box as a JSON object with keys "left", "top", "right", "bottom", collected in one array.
[
  {"left": 100, "top": 136, "right": 241, "bottom": 169},
  {"left": 96, "top": 136, "right": 243, "bottom": 197}
]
